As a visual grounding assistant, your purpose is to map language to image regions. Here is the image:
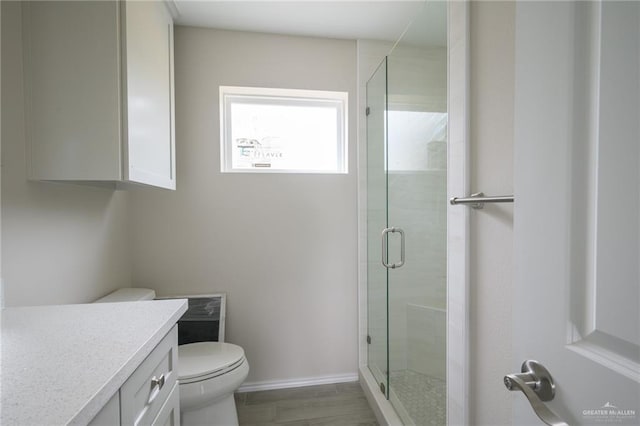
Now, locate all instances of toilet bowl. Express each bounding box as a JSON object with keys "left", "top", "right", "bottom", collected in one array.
[
  {"left": 94, "top": 288, "right": 249, "bottom": 426},
  {"left": 178, "top": 342, "right": 249, "bottom": 425}
]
